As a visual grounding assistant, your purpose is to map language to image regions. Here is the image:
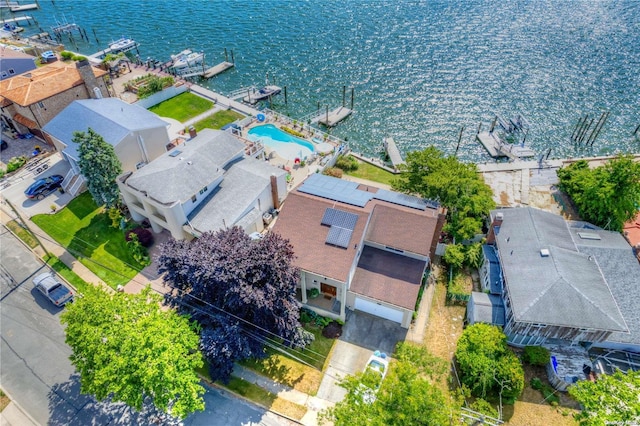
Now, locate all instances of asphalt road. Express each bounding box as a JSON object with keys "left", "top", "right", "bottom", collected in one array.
[{"left": 0, "top": 228, "right": 291, "bottom": 426}]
